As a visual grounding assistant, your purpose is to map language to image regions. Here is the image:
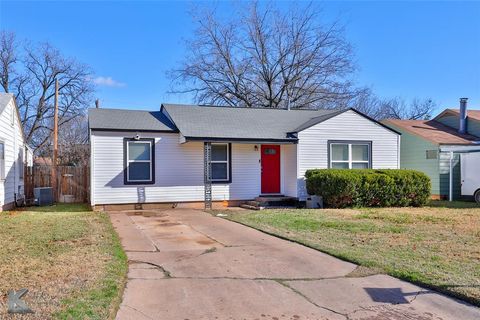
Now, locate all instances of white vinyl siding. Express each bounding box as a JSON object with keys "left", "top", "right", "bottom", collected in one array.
[
  {"left": 296, "top": 110, "right": 399, "bottom": 200},
  {"left": 0, "top": 142, "right": 4, "bottom": 179},
  {"left": 0, "top": 97, "right": 26, "bottom": 209},
  {"left": 18, "top": 148, "right": 24, "bottom": 179},
  {"left": 91, "top": 131, "right": 261, "bottom": 205}
]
